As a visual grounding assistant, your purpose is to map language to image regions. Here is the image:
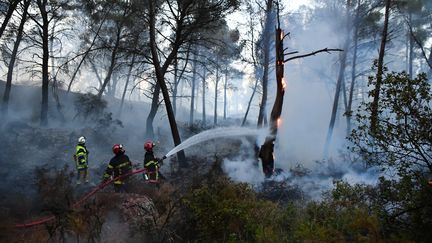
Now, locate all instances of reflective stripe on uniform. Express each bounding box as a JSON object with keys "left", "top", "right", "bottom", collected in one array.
[
  {"left": 118, "top": 162, "right": 130, "bottom": 168},
  {"left": 145, "top": 160, "right": 157, "bottom": 167}
]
